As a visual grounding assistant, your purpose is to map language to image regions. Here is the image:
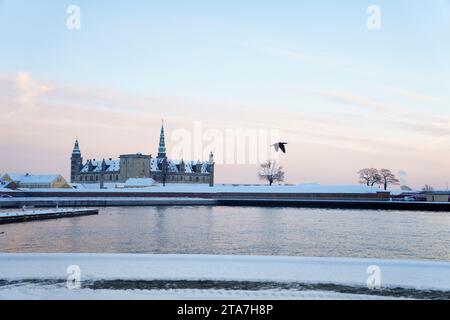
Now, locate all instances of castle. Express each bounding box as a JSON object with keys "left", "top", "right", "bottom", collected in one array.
[{"left": 70, "top": 122, "right": 215, "bottom": 186}]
